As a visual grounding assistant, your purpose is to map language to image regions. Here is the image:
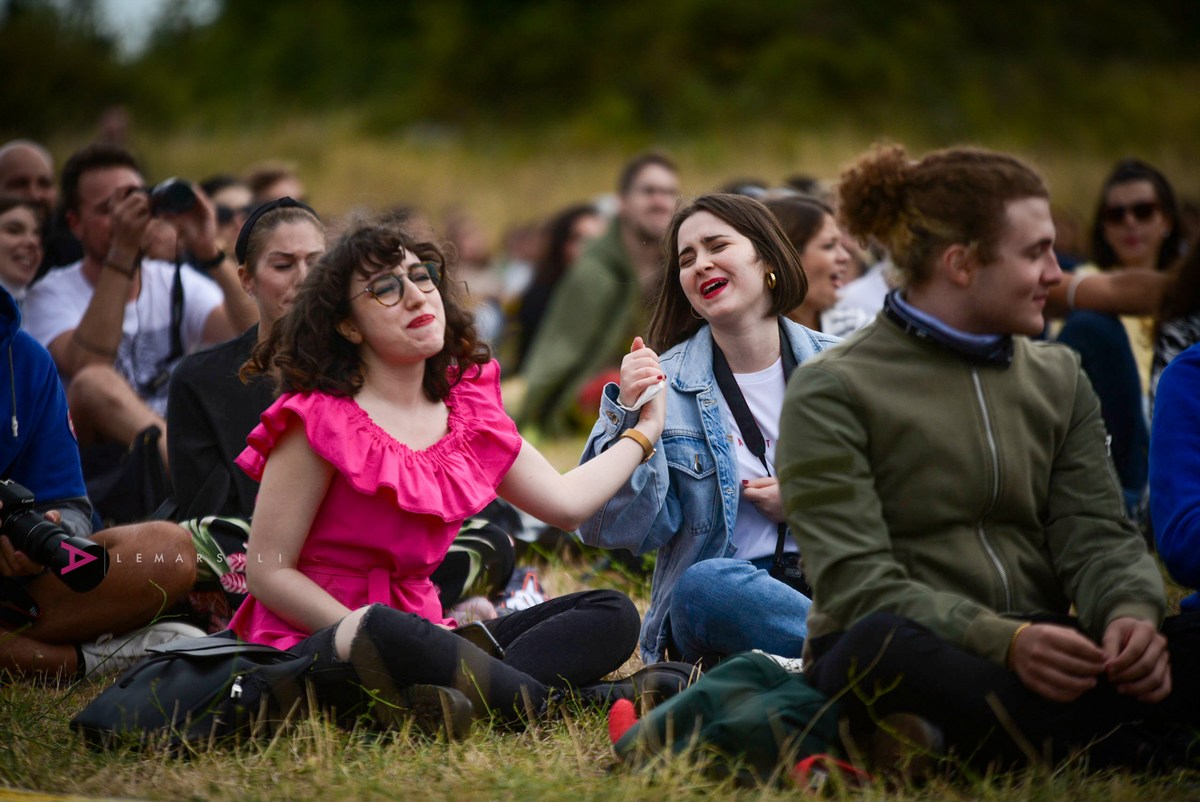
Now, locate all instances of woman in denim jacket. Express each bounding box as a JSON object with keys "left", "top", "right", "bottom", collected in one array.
[{"left": 579, "top": 194, "right": 838, "bottom": 665}]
